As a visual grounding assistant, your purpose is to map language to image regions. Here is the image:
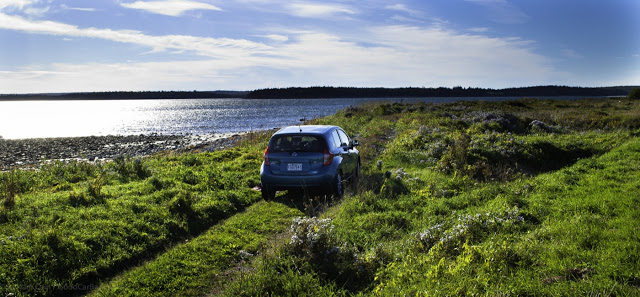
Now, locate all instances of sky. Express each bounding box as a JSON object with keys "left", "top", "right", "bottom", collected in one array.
[{"left": 0, "top": 0, "right": 639, "bottom": 93}]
